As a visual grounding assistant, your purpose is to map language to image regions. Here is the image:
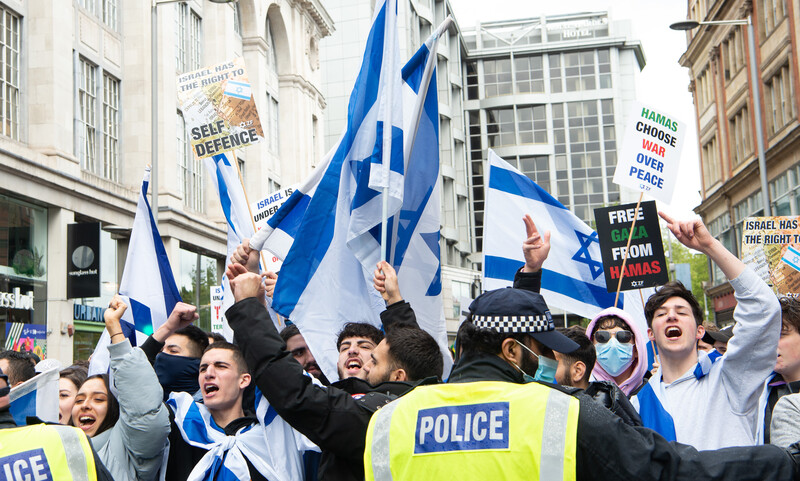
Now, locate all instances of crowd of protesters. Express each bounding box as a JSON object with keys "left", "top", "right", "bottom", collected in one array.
[{"left": 3, "top": 212, "right": 800, "bottom": 480}]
